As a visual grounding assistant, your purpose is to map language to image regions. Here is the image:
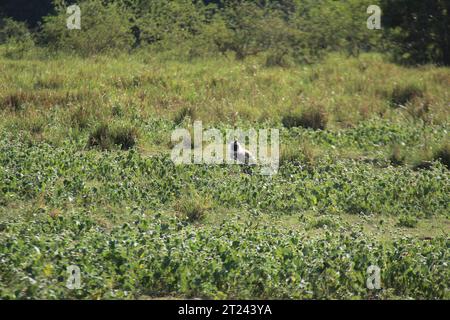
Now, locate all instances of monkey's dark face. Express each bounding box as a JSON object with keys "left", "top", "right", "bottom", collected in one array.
[
  {"left": 232, "top": 141, "right": 239, "bottom": 161},
  {"left": 233, "top": 141, "right": 239, "bottom": 152}
]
